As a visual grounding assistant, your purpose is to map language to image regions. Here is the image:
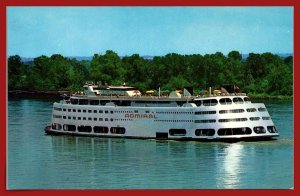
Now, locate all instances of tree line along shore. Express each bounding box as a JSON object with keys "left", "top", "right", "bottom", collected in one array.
[{"left": 8, "top": 50, "right": 293, "bottom": 99}]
